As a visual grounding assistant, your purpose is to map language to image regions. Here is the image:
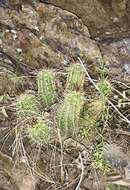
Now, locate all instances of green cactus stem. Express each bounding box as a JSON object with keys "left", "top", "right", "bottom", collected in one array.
[
  {"left": 37, "top": 69, "right": 57, "bottom": 108},
  {"left": 66, "top": 64, "right": 85, "bottom": 91},
  {"left": 58, "top": 91, "right": 84, "bottom": 136}
]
